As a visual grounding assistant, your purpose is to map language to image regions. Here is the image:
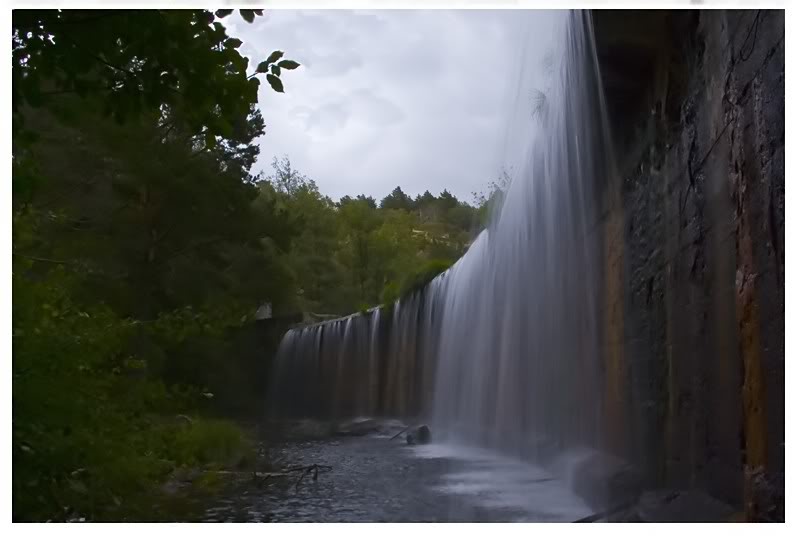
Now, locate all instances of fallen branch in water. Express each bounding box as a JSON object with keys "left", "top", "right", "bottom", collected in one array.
[
  {"left": 286, "top": 464, "right": 333, "bottom": 490},
  {"left": 573, "top": 501, "right": 636, "bottom": 523},
  {"left": 205, "top": 466, "right": 333, "bottom": 489},
  {"left": 203, "top": 469, "right": 285, "bottom": 478},
  {"left": 390, "top": 425, "right": 411, "bottom": 441}
]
